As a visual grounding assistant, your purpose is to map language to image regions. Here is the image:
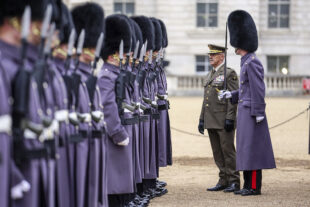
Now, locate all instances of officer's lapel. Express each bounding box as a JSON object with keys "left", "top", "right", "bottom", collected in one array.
[{"left": 205, "top": 65, "right": 224, "bottom": 86}]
